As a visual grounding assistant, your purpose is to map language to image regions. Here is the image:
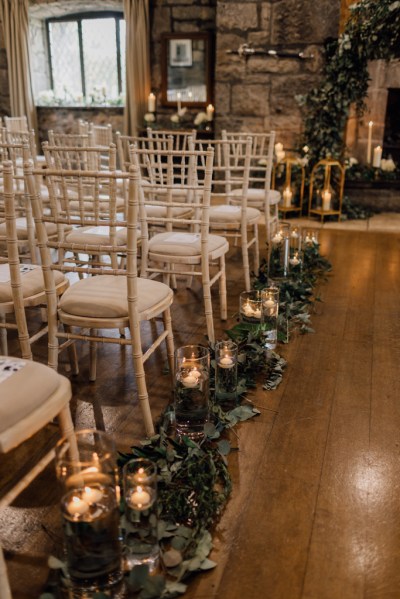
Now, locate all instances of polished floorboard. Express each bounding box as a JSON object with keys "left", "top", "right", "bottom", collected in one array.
[{"left": 1, "top": 228, "right": 400, "bottom": 598}]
